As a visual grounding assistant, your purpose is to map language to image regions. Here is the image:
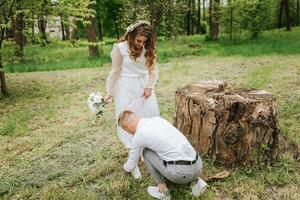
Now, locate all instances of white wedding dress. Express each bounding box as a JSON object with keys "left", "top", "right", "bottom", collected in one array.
[{"left": 106, "top": 41, "right": 160, "bottom": 148}]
